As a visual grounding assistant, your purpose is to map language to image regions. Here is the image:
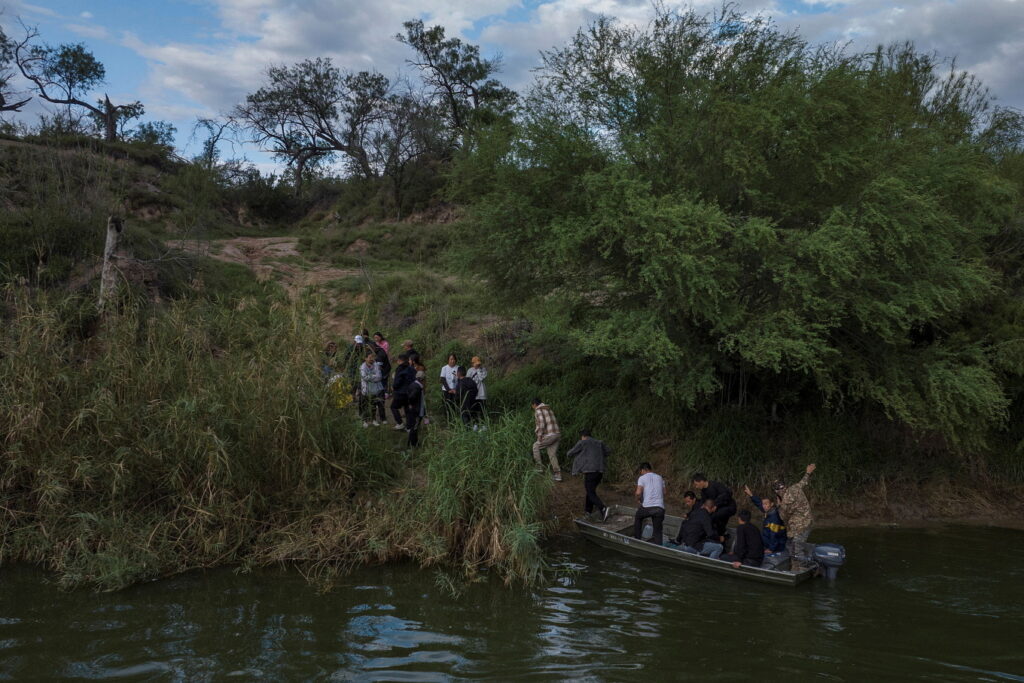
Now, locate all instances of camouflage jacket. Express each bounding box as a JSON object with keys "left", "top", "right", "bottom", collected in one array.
[{"left": 780, "top": 472, "right": 813, "bottom": 530}]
